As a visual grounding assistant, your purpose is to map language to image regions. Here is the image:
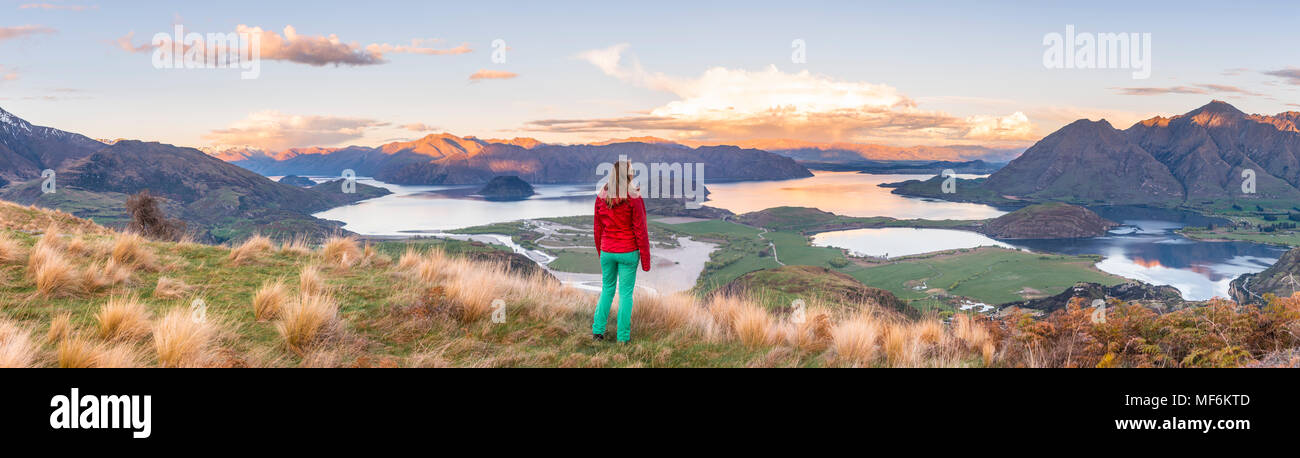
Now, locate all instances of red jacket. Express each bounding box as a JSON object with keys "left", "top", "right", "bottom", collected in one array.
[{"left": 594, "top": 191, "right": 651, "bottom": 271}]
